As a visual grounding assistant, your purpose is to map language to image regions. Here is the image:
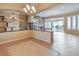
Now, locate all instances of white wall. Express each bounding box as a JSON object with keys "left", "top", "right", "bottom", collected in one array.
[
  {"left": 0, "top": 30, "right": 32, "bottom": 44},
  {"left": 32, "top": 30, "right": 51, "bottom": 43},
  {"left": 0, "top": 30, "right": 51, "bottom": 44}
]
